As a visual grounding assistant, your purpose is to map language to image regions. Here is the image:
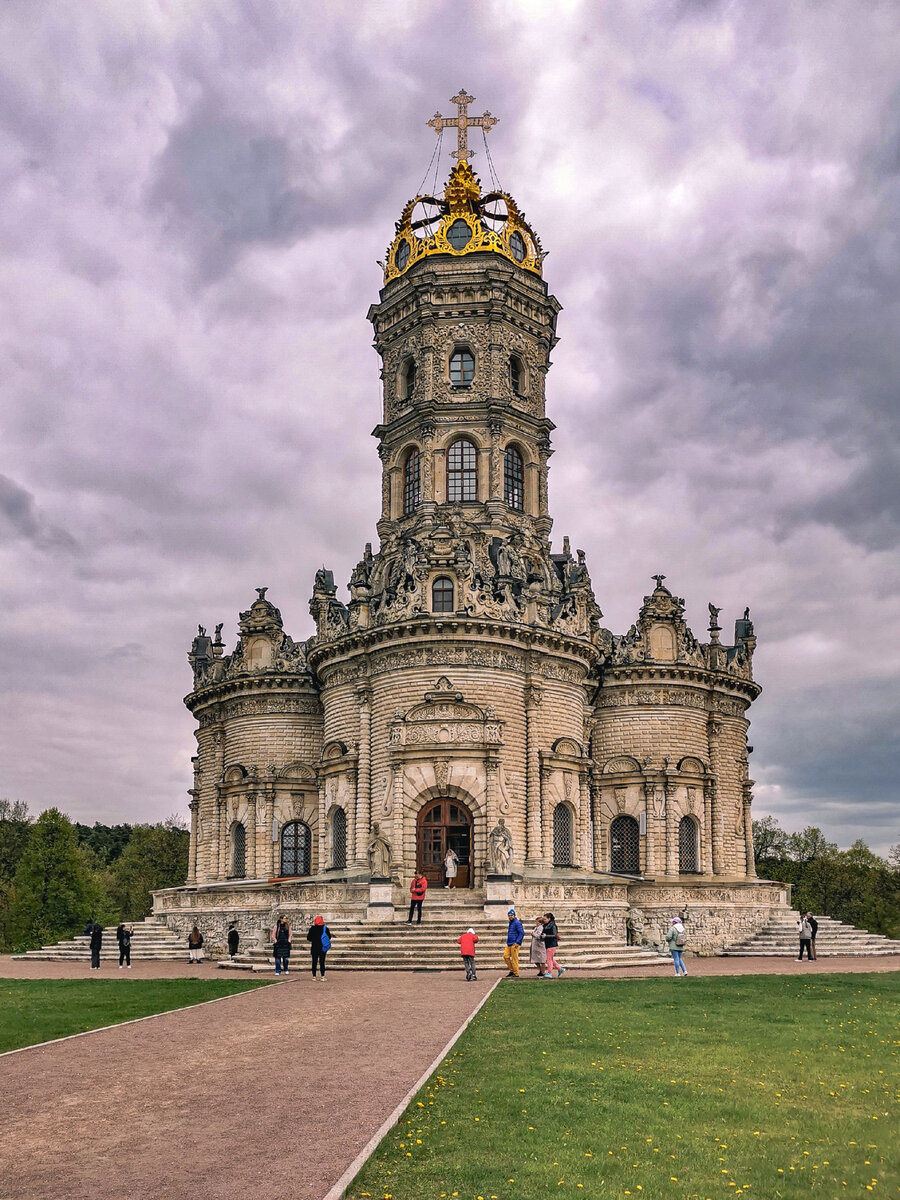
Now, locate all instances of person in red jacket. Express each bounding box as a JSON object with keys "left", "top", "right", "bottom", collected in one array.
[
  {"left": 457, "top": 927, "right": 479, "bottom": 980},
  {"left": 407, "top": 871, "right": 428, "bottom": 923}
]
